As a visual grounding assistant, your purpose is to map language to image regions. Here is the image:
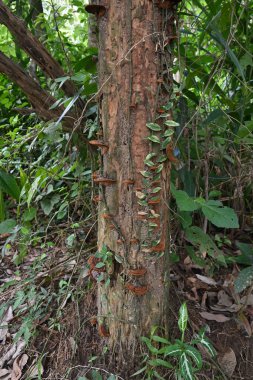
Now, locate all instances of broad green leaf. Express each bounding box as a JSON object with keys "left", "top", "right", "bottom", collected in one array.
[
  {"left": 144, "top": 159, "right": 155, "bottom": 167},
  {"left": 152, "top": 187, "right": 162, "bottom": 194},
  {"left": 193, "top": 331, "right": 216, "bottom": 357},
  {"left": 146, "top": 123, "right": 162, "bottom": 131},
  {"left": 148, "top": 135, "right": 160, "bottom": 143},
  {"left": 179, "top": 353, "right": 195, "bottom": 380},
  {"left": 0, "top": 170, "right": 20, "bottom": 200},
  {"left": 27, "top": 176, "right": 42, "bottom": 207},
  {"left": 164, "top": 120, "right": 179, "bottom": 127},
  {"left": 0, "top": 219, "right": 16, "bottom": 234},
  {"left": 140, "top": 170, "right": 150, "bottom": 178},
  {"left": 156, "top": 164, "right": 163, "bottom": 174},
  {"left": 164, "top": 129, "right": 174, "bottom": 137},
  {"left": 158, "top": 343, "right": 182, "bottom": 356},
  {"left": 235, "top": 242, "right": 253, "bottom": 265},
  {"left": 22, "top": 207, "right": 36, "bottom": 222},
  {"left": 184, "top": 344, "right": 202, "bottom": 369},
  {"left": 171, "top": 184, "right": 200, "bottom": 212},
  {"left": 179, "top": 211, "right": 192, "bottom": 229},
  {"left": 41, "top": 194, "right": 61, "bottom": 215},
  {"left": 161, "top": 136, "right": 172, "bottom": 149},
  {"left": 95, "top": 262, "right": 105, "bottom": 268},
  {"left": 234, "top": 266, "right": 253, "bottom": 293},
  {"left": 200, "top": 200, "right": 239, "bottom": 228},
  {"left": 185, "top": 226, "right": 225, "bottom": 265},
  {"left": 178, "top": 303, "right": 188, "bottom": 333},
  {"left": 145, "top": 152, "right": 157, "bottom": 160}
]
